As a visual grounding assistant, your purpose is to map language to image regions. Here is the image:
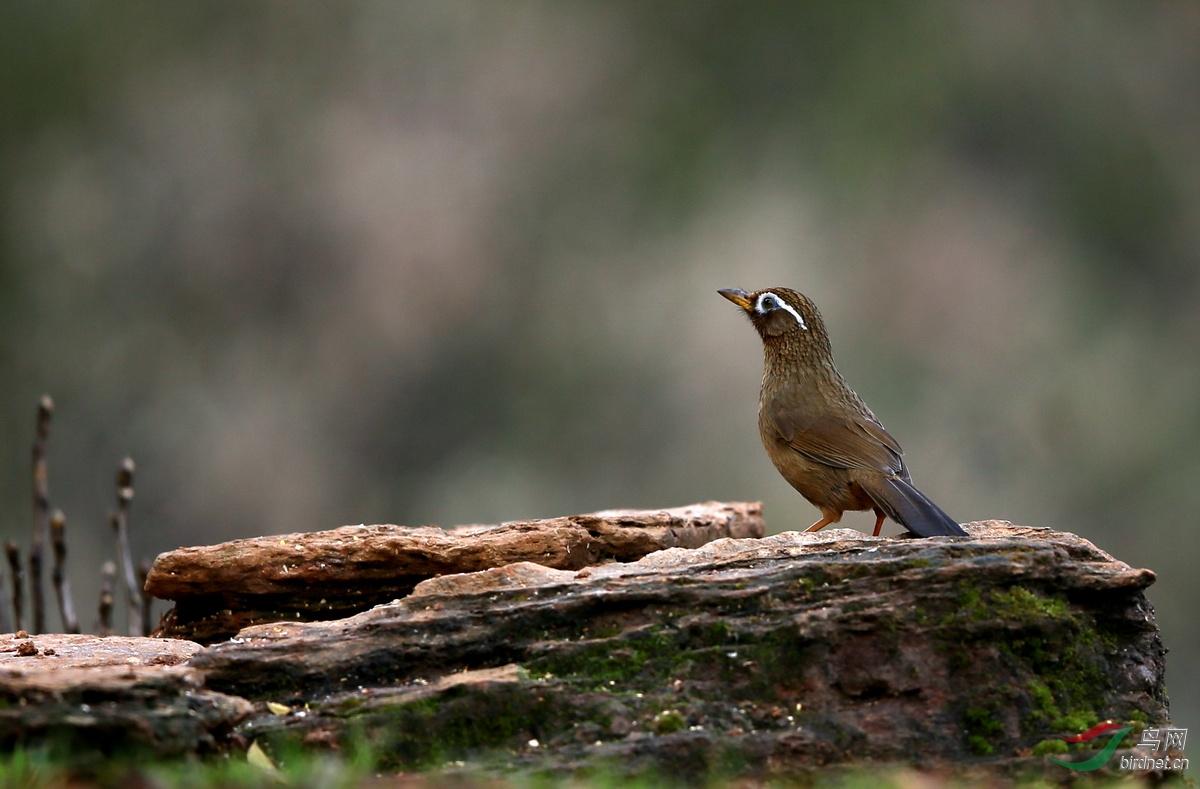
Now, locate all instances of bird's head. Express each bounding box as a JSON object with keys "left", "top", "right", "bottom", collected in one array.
[
  {"left": 718, "top": 286, "right": 833, "bottom": 367},
  {"left": 717, "top": 286, "right": 824, "bottom": 337}
]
